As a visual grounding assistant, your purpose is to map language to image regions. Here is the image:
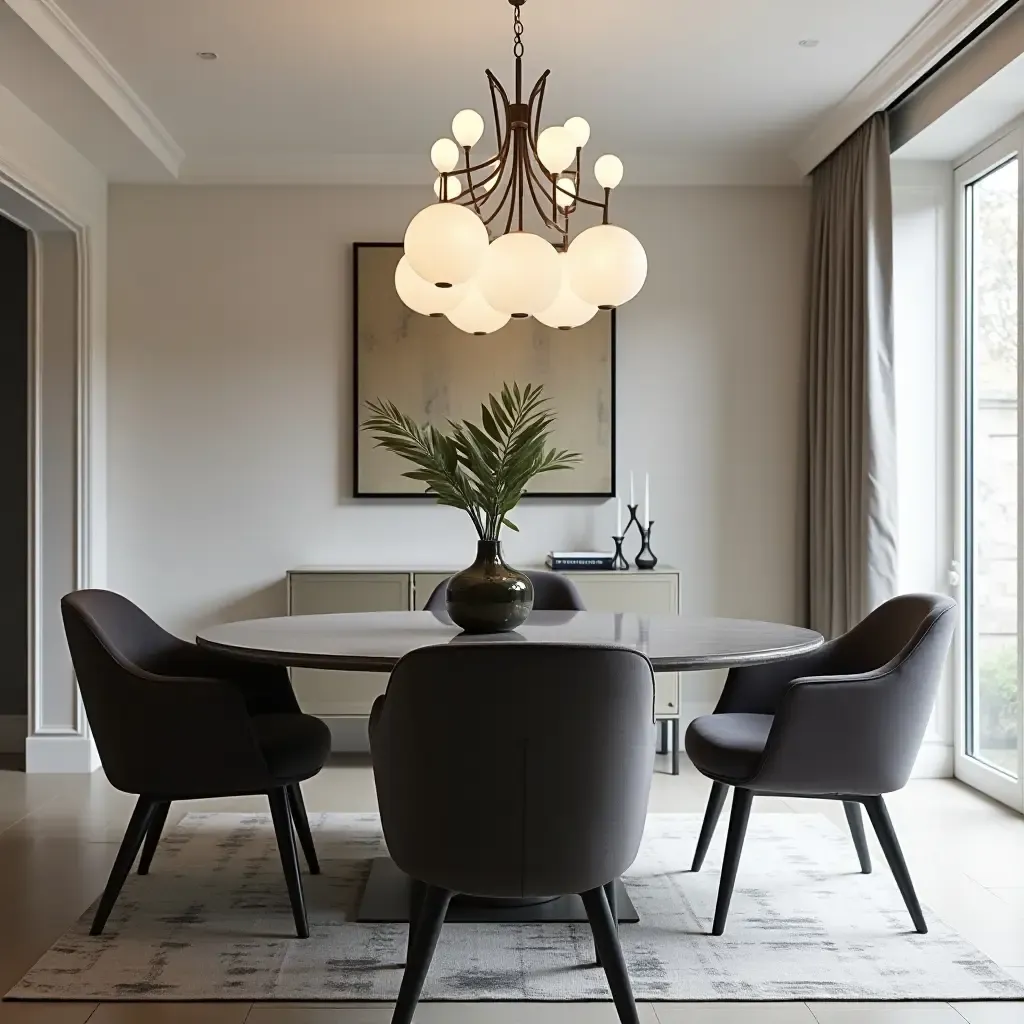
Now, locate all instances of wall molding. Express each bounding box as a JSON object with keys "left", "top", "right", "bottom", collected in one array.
[
  {"left": 6, "top": 0, "right": 184, "bottom": 177},
  {"left": 25, "top": 733, "right": 99, "bottom": 773},
  {"left": 913, "top": 739, "right": 955, "bottom": 779},
  {"left": 793, "top": 0, "right": 1010, "bottom": 175}
]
